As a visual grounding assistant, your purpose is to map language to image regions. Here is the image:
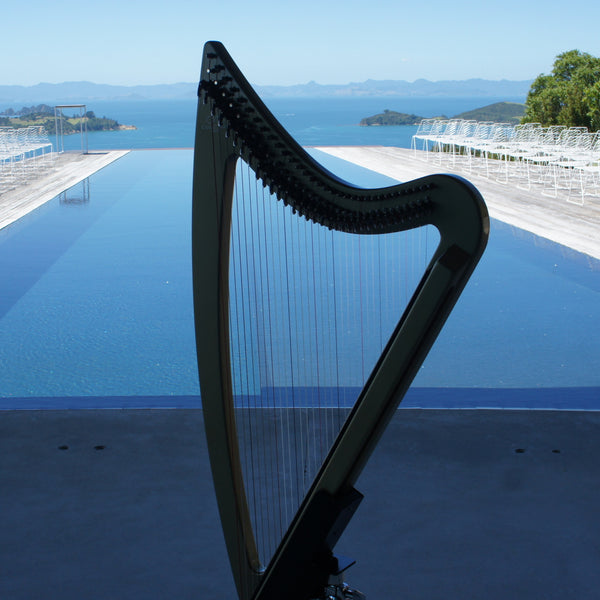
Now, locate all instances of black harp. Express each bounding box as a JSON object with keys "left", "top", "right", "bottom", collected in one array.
[{"left": 192, "top": 41, "right": 489, "bottom": 600}]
